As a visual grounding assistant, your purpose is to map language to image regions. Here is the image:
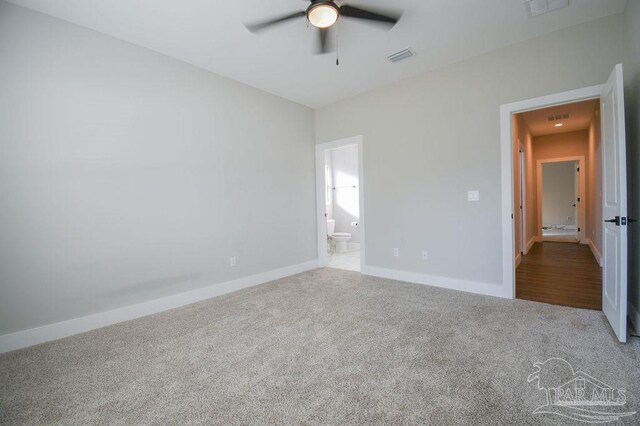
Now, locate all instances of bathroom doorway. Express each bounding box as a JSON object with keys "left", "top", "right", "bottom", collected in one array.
[
  {"left": 540, "top": 159, "right": 581, "bottom": 242},
  {"left": 315, "top": 136, "right": 365, "bottom": 272}
]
